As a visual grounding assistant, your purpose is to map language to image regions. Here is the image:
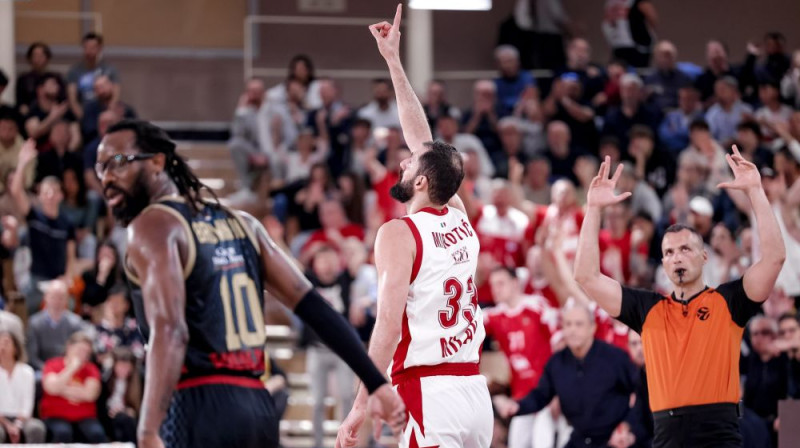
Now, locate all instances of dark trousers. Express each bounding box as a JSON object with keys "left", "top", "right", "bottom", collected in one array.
[
  {"left": 45, "top": 418, "right": 108, "bottom": 443},
  {"left": 110, "top": 412, "right": 138, "bottom": 442},
  {"left": 653, "top": 403, "right": 742, "bottom": 448}
]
